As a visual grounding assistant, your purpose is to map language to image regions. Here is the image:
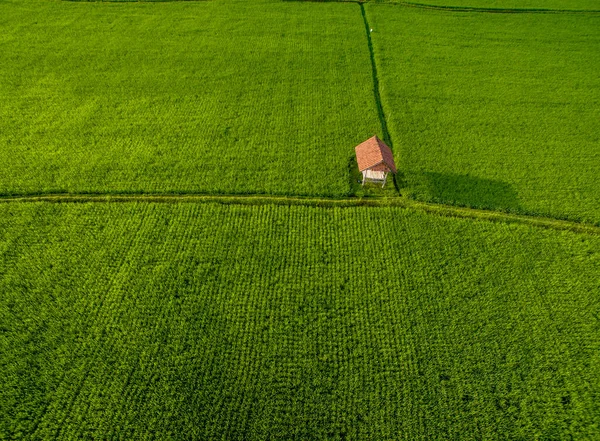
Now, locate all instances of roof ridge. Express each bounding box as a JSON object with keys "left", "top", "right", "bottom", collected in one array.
[{"left": 354, "top": 135, "right": 397, "bottom": 174}]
